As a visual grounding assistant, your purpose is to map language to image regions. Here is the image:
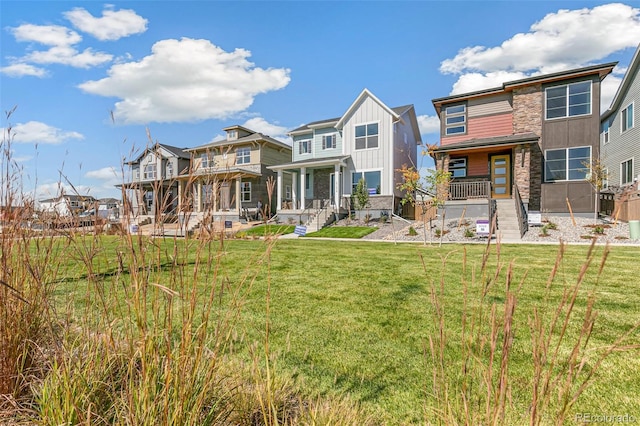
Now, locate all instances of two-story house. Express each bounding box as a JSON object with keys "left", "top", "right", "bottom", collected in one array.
[
  {"left": 121, "top": 143, "right": 190, "bottom": 217},
  {"left": 177, "top": 125, "right": 292, "bottom": 222},
  {"left": 39, "top": 194, "right": 97, "bottom": 216},
  {"left": 601, "top": 44, "right": 639, "bottom": 192},
  {"left": 431, "top": 62, "right": 617, "bottom": 237},
  {"left": 269, "top": 89, "right": 421, "bottom": 225}
]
